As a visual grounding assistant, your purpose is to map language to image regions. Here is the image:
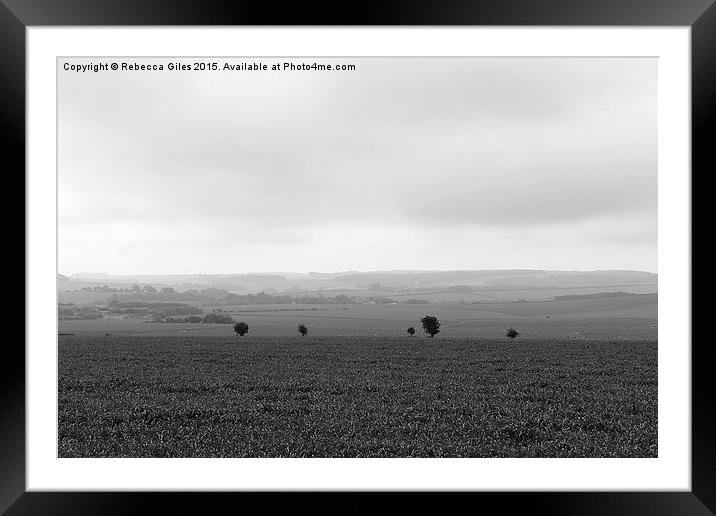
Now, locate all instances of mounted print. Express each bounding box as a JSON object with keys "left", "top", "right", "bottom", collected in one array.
[
  {"left": 57, "top": 55, "right": 658, "bottom": 459},
  {"left": 8, "top": 10, "right": 702, "bottom": 507}
]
